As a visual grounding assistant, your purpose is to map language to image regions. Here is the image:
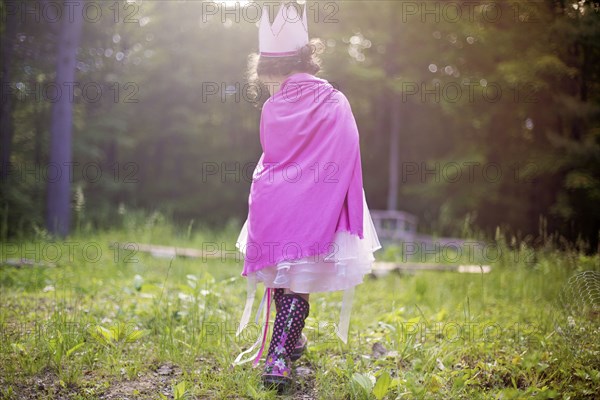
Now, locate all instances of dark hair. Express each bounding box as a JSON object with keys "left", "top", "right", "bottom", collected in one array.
[{"left": 246, "top": 38, "right": 324, "bottom": 107}]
